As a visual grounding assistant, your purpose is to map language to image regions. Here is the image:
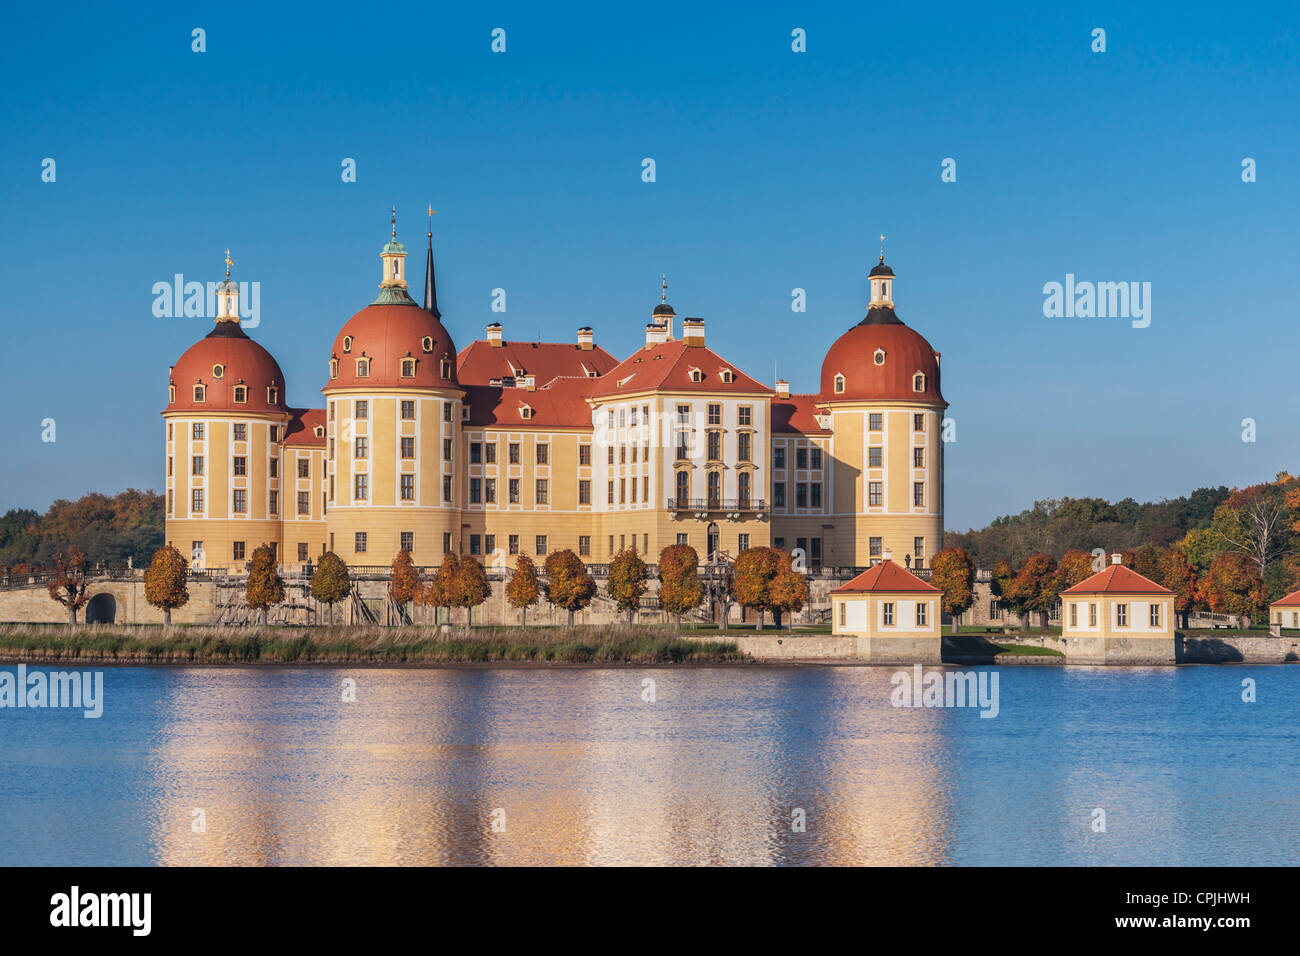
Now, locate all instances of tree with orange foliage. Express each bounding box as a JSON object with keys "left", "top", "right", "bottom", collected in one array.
[
  {"left": 1158, "top": 547, "right": 1198, "bottom": 627},
  {"left": 930, "top": 547, "right": 976, "bottom": 633},
  {"left": 544, "top": 549, "right": 597, "bottom": 626},
  {"left": 420, "top": 552, "right": 460, "bottom": 624},
  {"left": 658, "top": 544, "right": 704, "bottom": 628},
  {"left": 452, "top": 556, "right": 491, "bottom": 624},
  {"left": 388, "top": 549, "right": 422, "bottom": 621},
  {"left": 1056, "top": 549, "right": 1096, "bottom": 591},
  {"left": 143, "top": 544, "right": 189, "bottom": 626},
  {"left": 505, "top": 553, "right": 540, "bottom": 625},
  {"left": 731, "top": 546, "right": 807, "bottom": 629},
  {"left": 47, "top": 546, "right": 90, "bottom": 624},
  {"left": 1199, "top": 551, "right": 1266, "bottom": 625},
  {"left": 1003, "top": 552, "right": 1059, "bottom": 629}
]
